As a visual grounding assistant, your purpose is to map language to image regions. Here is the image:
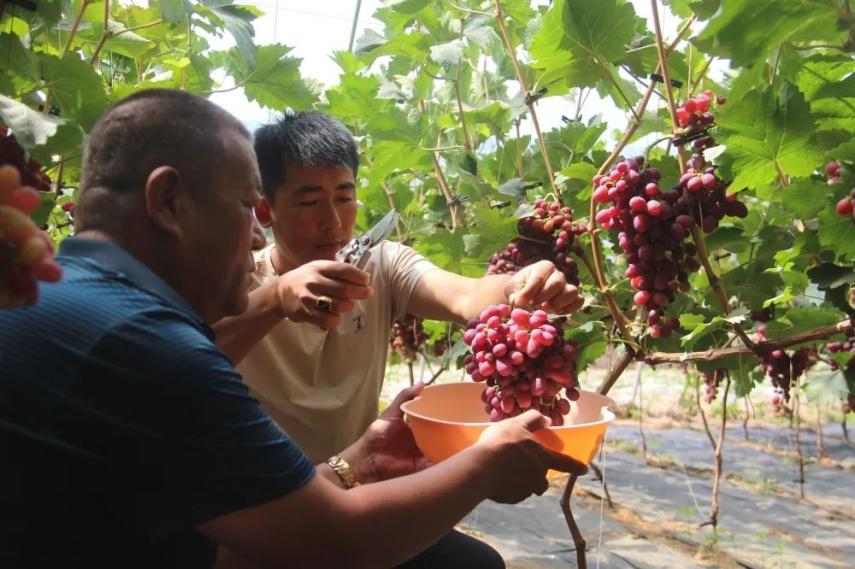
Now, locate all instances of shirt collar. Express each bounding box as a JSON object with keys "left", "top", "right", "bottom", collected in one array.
[{"left": 58, "top": 237, "right": 204, "bottom": 323}]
